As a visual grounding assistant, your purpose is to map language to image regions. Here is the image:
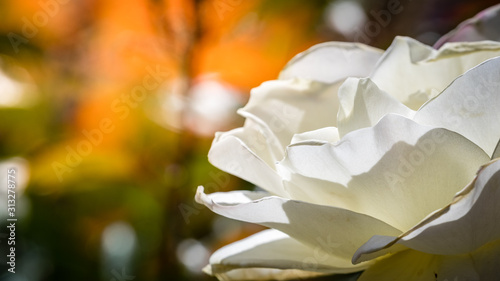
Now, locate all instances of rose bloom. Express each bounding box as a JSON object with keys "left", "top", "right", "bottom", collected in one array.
[{"left": 196, "top": 5, "right": 500, "bottom": 281}]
